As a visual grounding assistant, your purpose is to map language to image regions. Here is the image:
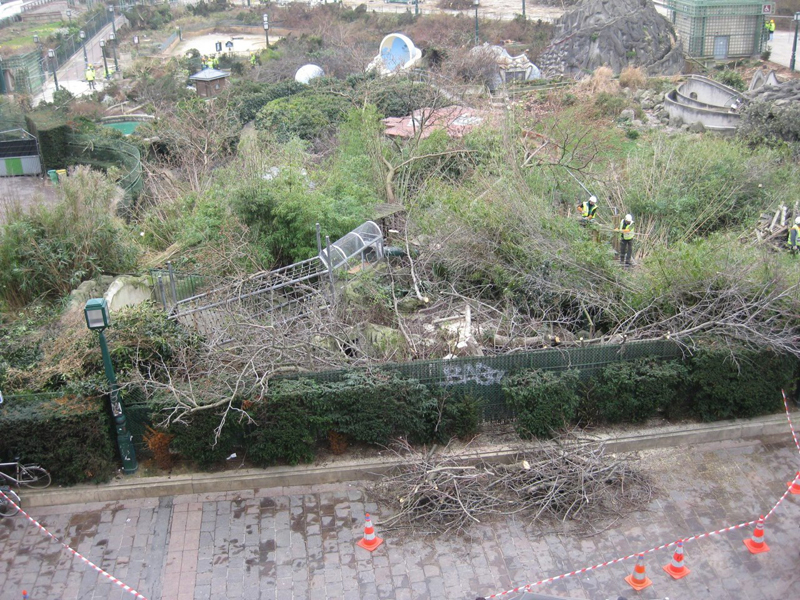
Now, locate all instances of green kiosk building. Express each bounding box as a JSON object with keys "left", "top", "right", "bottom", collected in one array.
[{"left": 665, "top": 0, "right": 774, "bottom": 59}]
